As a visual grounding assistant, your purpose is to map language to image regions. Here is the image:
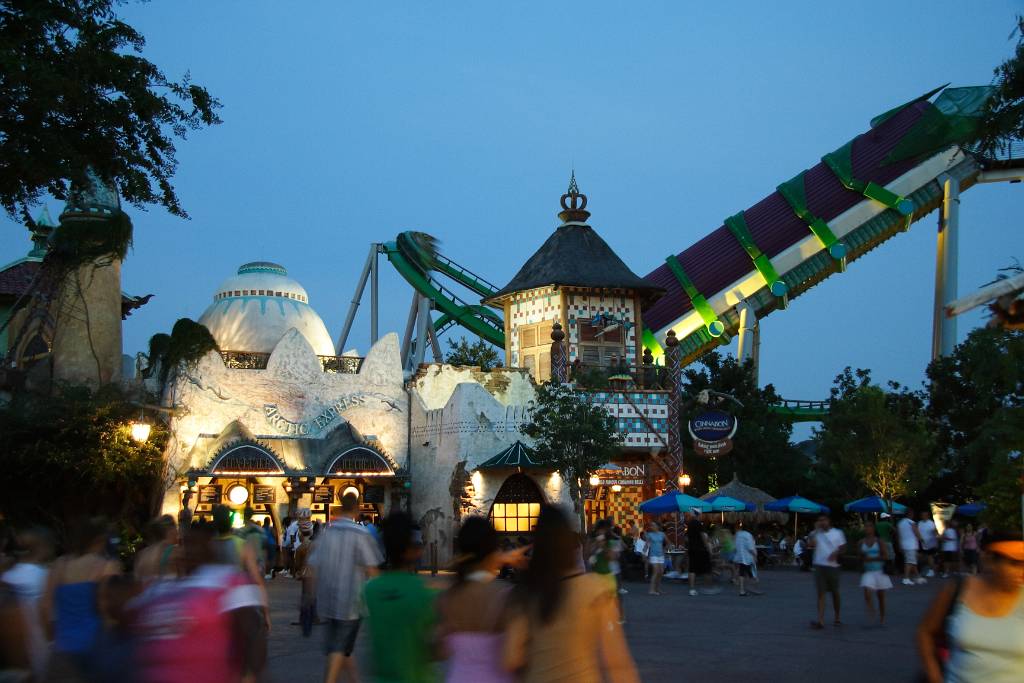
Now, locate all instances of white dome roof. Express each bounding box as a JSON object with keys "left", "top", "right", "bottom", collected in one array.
[{"left": 199, "top": 262, "right": 335, "bottom": 356}]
